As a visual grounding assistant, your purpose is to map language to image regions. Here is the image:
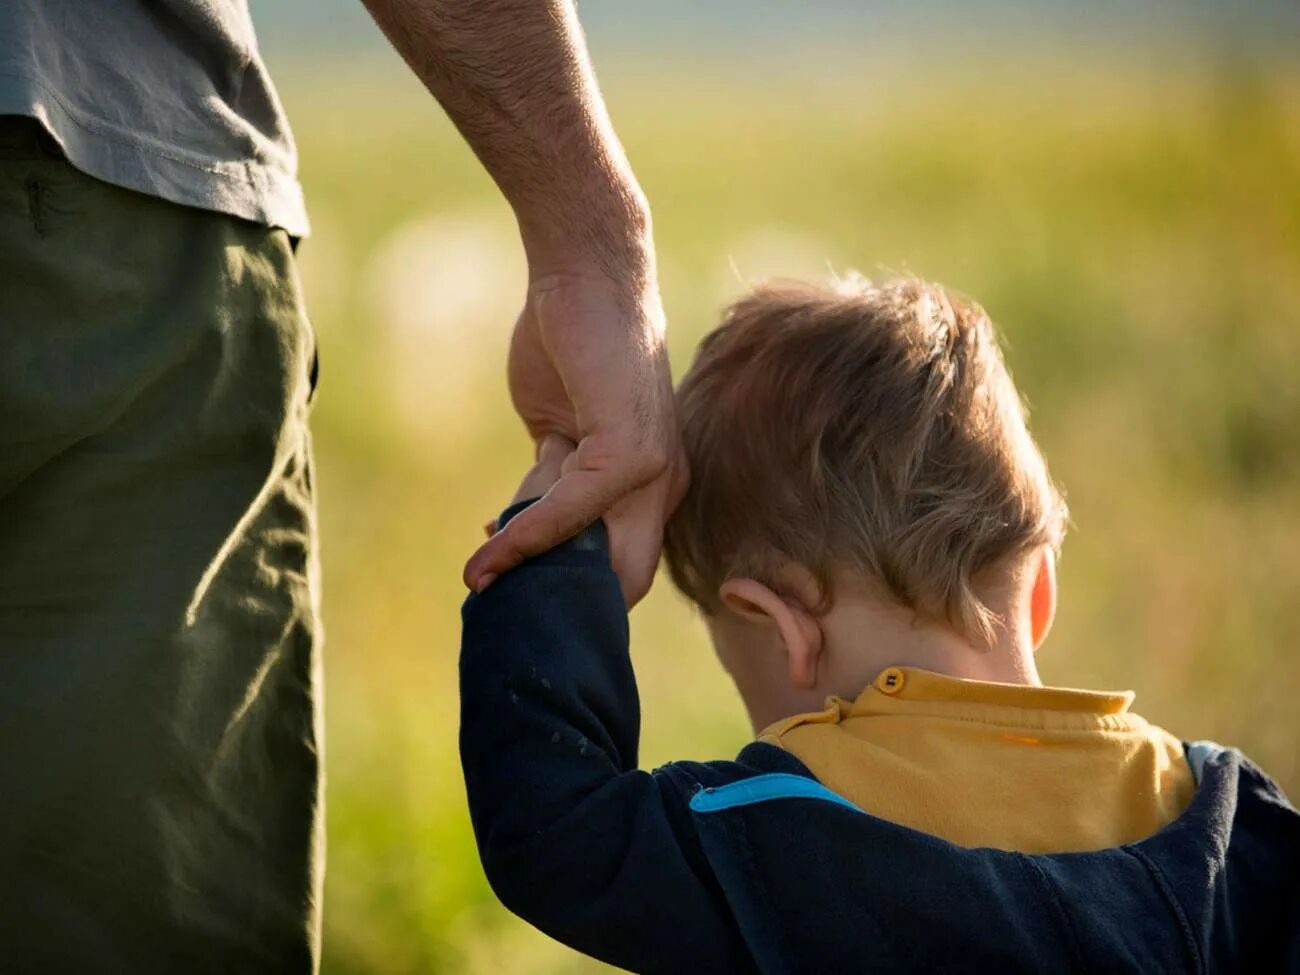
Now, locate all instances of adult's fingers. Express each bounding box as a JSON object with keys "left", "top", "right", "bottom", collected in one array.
[
  {"left": 602, "top": 447, "right": 690, "bottom": 606},
  {"left": 602, "top": 500, "right": 663, "bottom": 607},
  {"left": 463, "top": 457, "right": 655, "bottom": 594},
  {"left": 509, "top": 434, "right": 577, "bottom": 506}
]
